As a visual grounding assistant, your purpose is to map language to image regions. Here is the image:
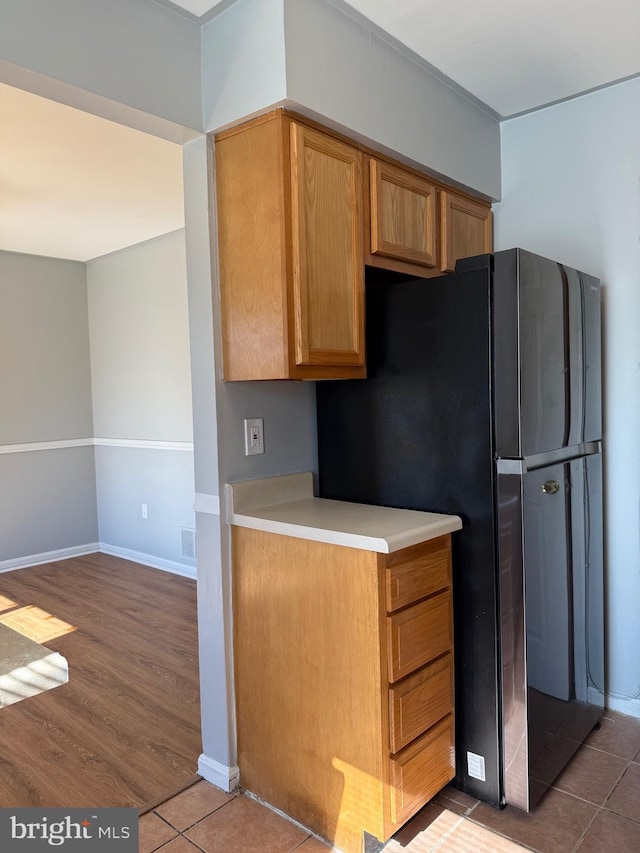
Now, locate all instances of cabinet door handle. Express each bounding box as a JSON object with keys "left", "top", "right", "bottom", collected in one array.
[{"left": 541, "top": 480, "right": 560, "bottom": 495}]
